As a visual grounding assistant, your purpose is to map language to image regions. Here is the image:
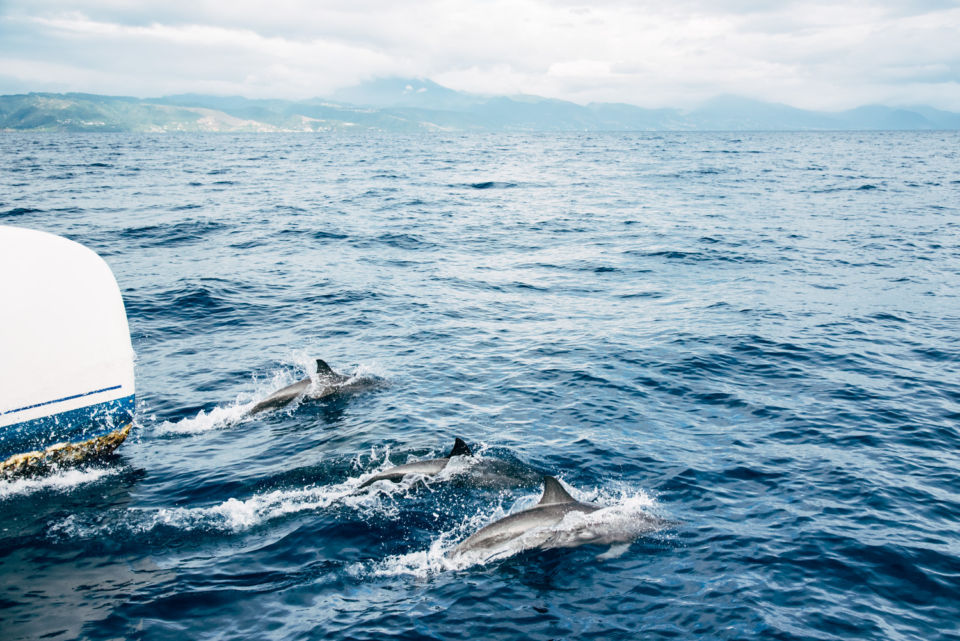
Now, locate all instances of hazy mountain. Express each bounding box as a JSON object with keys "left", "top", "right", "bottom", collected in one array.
[
  {"left": 2, "top": 79, "right": 958, "bottom": 132},
  {"left": 834, "top": 105, "right": 938, "bottom": 130},
  {"left": 586, "top": 102, "right": 687, "bottom": 130},
  {"left": 330, "top": 77, "right": 481, "bottom": 111},
  {"left": 908, "top": 106, "right": 960, "bottom": 129},
  {"left": 687, "top": 95, "right": 842, "bottom": 130}
]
